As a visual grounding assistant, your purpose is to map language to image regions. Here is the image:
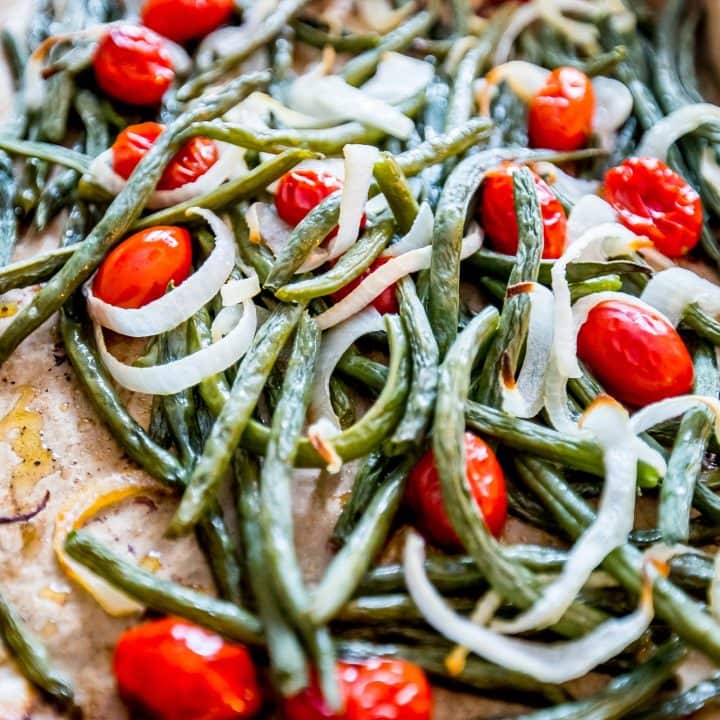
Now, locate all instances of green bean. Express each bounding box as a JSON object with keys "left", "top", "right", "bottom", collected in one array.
[
  {"left": 659, "top": 342, "right": 718, "bottom": 544},
  {"left": 329, "top": 376, "right": 355, "bottom": 430},
  {"left": 74, "top": 90, "right": 110, "bottom": 157},
  {"left": 683, "top": 304, "right": 720, "bottom": 346},
  {"left": 580, "top": 45, "right": 628, "bottom": 77},
  {"left": 168, "top": 301, "right": 304, "bottom": 536},
  {"left": 177, "top": 0, "right": 307, "bottom": 100},
  {"left": 337, "top": 352, "right": 388, "bottom": 393},
  {"left": 631, "top": 672, "right": 720, "bottom": 720},
  {"left": 236, "top": 452, "right": 308, "bottom": 696},
  {"left": 508, "top": 641, "right": 685, "bottom": 720},
  {"left": 133, "top": 148, "right": 314, "bottom": 230},
  {"left": 40, "top": 68, "right": 74, "bottom": 144},
  {"left": 373, "top": 153, "right": 418, "bottom": 234},
  {"left": 148, "top": 395, "right": 172, "bottom": 448},
  {"left": 693, "top": 481, "right": 720, "bottom": 526},
  {"left": 0, "top": 72, "right": 269, "bottom": 364},
  {"left": 1, "top": 30, "right": 26, "bottom": 86},
  {"left": 0, "top": 136, "right": 91, "bottom": 173},
  {"left": 0, "top": 159, "right": 16, "bottom": 268},
  {"left": 475, "top": 167, "right": 543, "bottom": 405},
  {"left": 385, "top": 276, "right": 439, "bottom": 455},
  {"left": 516, "top": 456, "right": 720, "bottom": 664},
  {"left": 292, "top": 21, "right": 381, "bottom": 52},
  {"left": 335, "top": 593, "right": 476, "bottom": 625},
  {"left": 64, "top": 531, "right": 262, "bottom": 644},
  {"left": 270, "top": 32, "right": 294, "bottom": 98},
  {"left": 0, "top": 587, "right": 73, "bottom": 704},
  {"left": 310, "top": 462, "right": 410, "bottom": 625},
  {"left": 34, "top": 165, "right": 79, "bottom": 232},
  {"left": 480, "top": 274, "right": 621, "bottom": 306},
  {"left": 336, "top": 640, "right": 567, "bottom": 704},
  {"left": 341, "top": 9, "right": 436, "bottom": 87},
  {"left": 275, "top": 219, "right": 393, "bottom": 302}
]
